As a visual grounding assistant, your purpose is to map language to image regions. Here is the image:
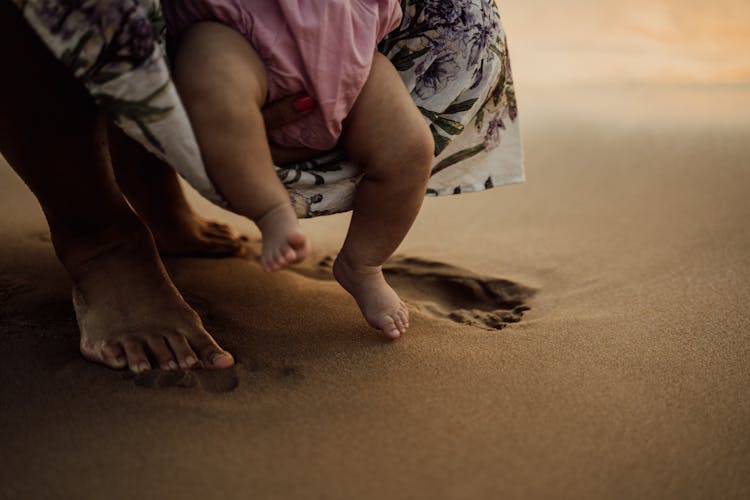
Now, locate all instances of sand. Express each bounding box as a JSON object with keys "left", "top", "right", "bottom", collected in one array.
[{"left": 1, "top": 80, "right": 749, "bottom": 499}]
